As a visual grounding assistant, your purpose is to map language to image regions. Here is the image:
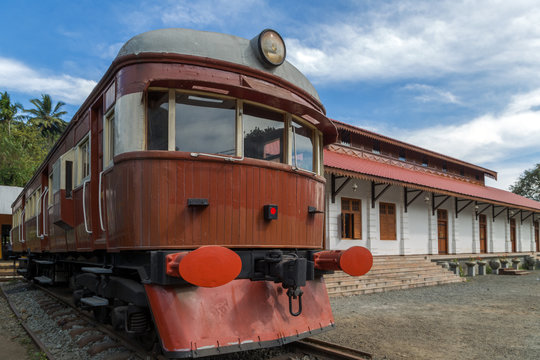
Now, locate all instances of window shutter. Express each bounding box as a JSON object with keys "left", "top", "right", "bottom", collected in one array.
[
  {"left": 340, "top": 213, "right": 344, "bottom": 238},
  {"left": 353, "top": 213, "right": 361, "bottom": 239}
]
